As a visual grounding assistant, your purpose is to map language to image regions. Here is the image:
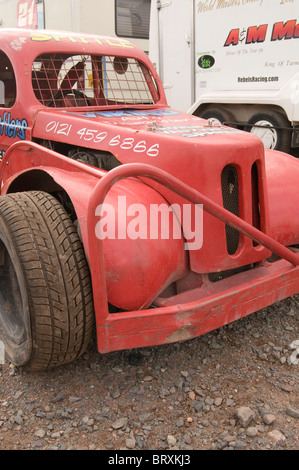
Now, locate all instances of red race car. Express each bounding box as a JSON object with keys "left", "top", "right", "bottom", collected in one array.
[{"left": 0, "top": 29, "right": 298, "bottom": 370}]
